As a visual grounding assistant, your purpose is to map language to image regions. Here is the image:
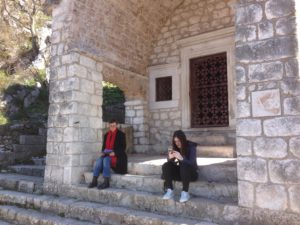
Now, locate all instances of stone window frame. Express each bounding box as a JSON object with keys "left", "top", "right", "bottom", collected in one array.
[
  {"left": 148, "top": 63, "right": 179, "bottom": 110},
  {"left": 179, "top": 27, "right": 236, "bottom": 130}
]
